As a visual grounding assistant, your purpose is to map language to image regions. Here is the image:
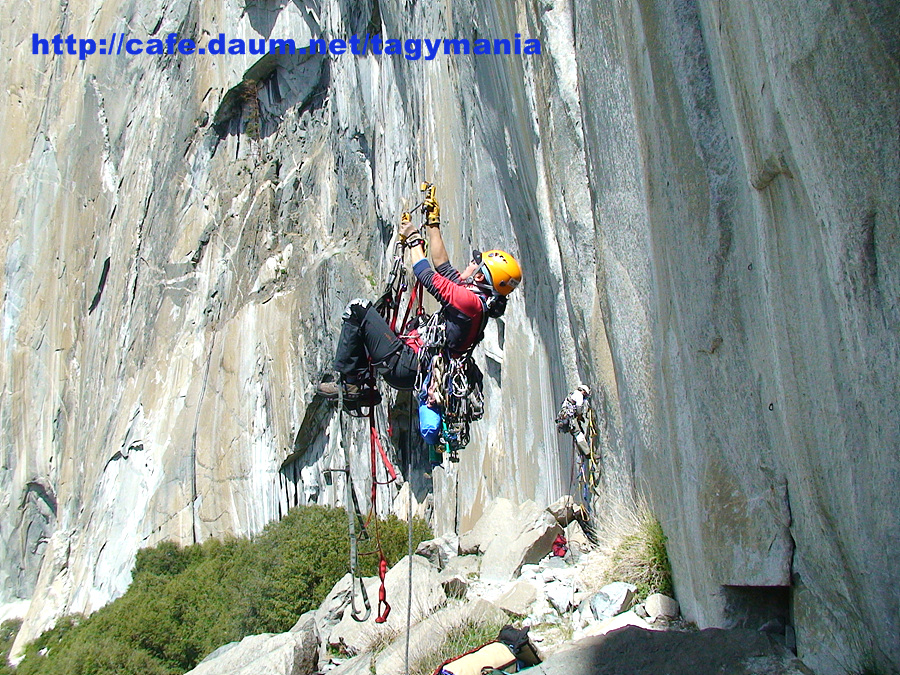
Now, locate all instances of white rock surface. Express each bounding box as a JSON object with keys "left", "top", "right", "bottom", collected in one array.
[
  {"left": 645, "top": 593, "right": 680, "bottom": 621},
  {"left": 187, "top": 611, "right": 318, "bottom": 675},
  {"left": 576, "top": 610, "right": 655, "bottom": 641},
  {"left": 458, "top": 498, "right": 521, "bottom": 555},
  {"left": 416, "top": 534, "right": 459, "bottom": 570},
  {"left": 546, "top": 495, "right": 578, "bottom": 527},
  {"left": 495, "top": 579, "right": 538, "bottom": 616},
  {"left": 480, "top": 502, "right": 564, "bottom": 582},
  {"left": 588, "top": 583, "right": 637, "bottom": 622}
]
